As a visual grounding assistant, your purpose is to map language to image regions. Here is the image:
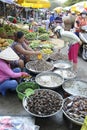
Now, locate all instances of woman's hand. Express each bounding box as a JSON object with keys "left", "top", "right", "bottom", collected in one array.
[
  {"left": 35, "top": 51, "right": 41, "bottom": 55},
  {"left": 21, "top": 72, "right": 29, "bottom": 77}
]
